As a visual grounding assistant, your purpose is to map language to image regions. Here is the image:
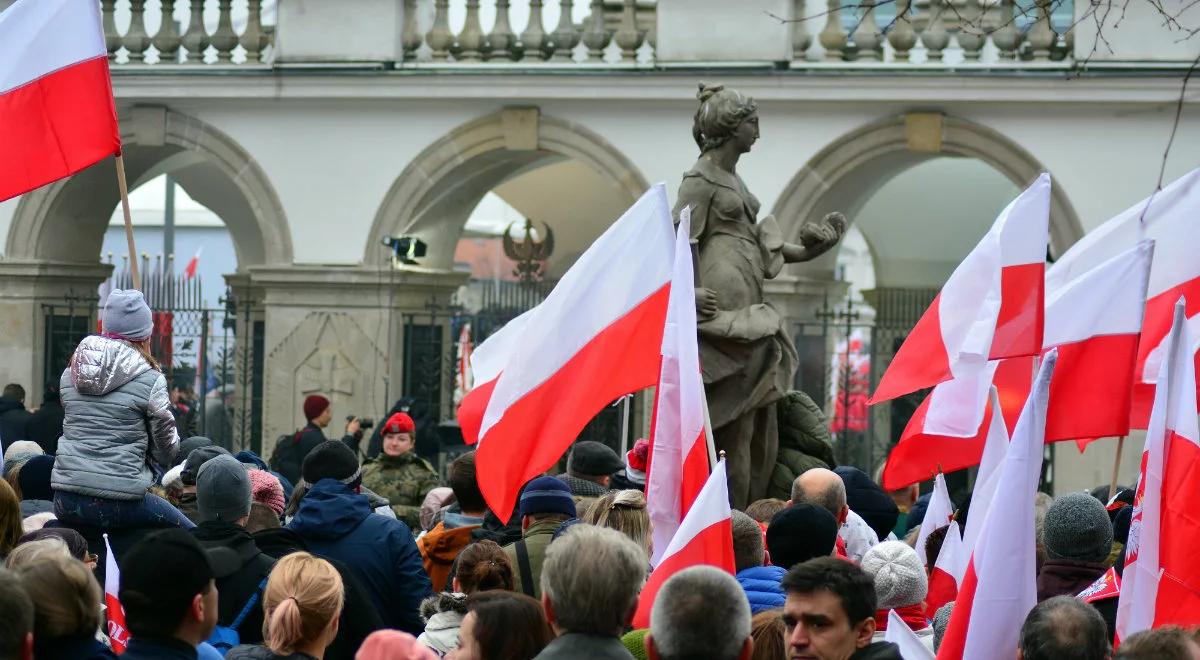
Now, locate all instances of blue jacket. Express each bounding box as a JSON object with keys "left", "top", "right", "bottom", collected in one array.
[
  {"left": 736, "top": 565, "right": 787, "bottom": 613},
  {"left": 287, "top": 479, "right": 431, "bottom": 633}
]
